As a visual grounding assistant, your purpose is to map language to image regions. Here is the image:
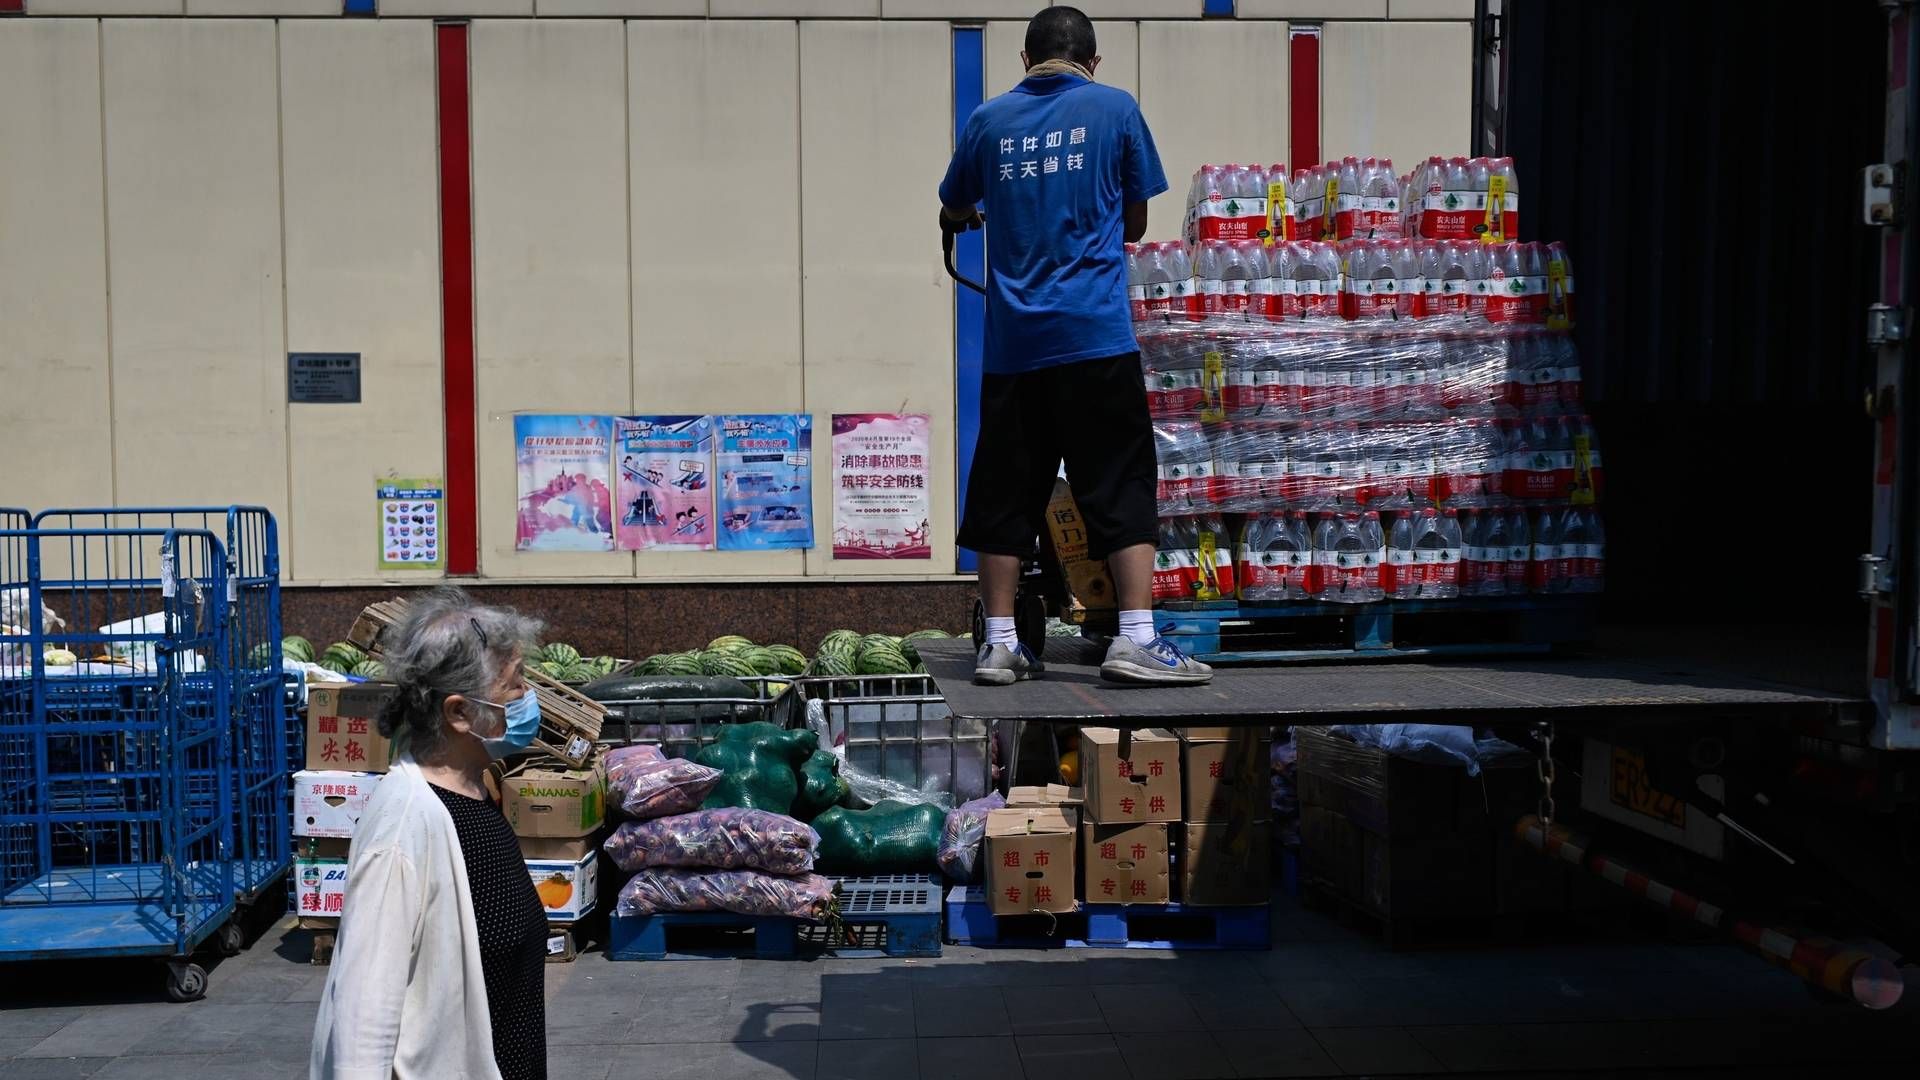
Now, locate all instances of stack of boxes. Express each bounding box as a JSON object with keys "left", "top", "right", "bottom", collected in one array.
[
  {"left": 983, "top": 727, "right": 1274, "bottom": 916},
  {"left": 292, "top": 684, "right": 395, "bottom": 963},
  {"left": 498, "top": 757, "right": 608, "bottom": 962}
]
